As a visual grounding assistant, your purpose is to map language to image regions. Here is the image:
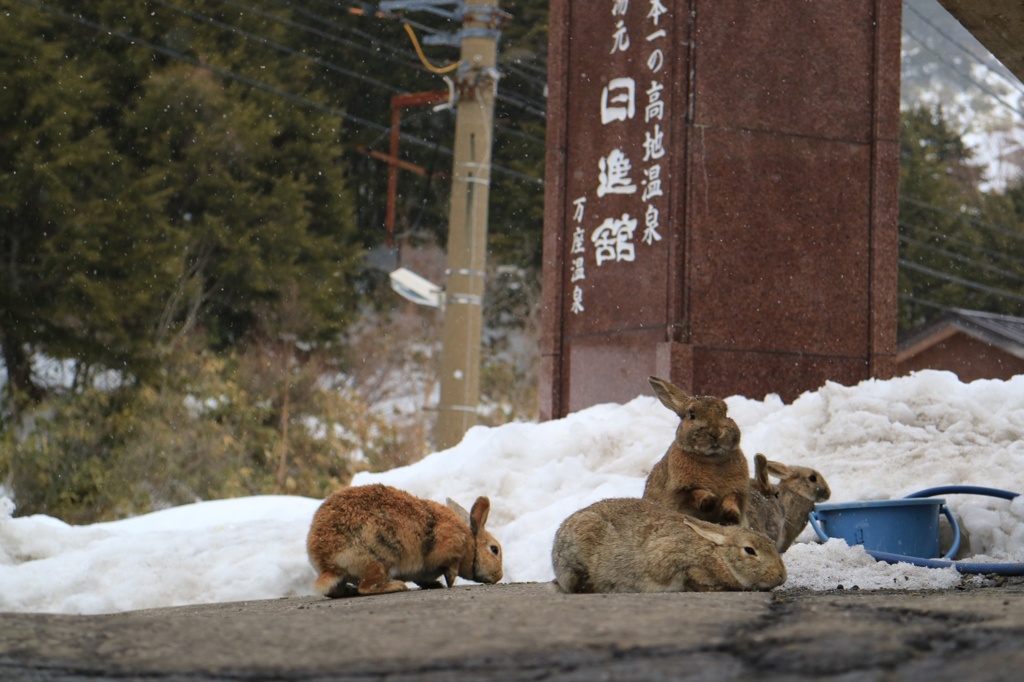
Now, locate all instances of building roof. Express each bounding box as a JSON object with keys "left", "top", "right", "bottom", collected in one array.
[
  {"left": 898, "top": 308, "right": 1024, "bottom": 362},
  {"left": 939, "top": 1, "right": 1024, "bottom": 85}
]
